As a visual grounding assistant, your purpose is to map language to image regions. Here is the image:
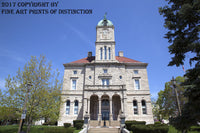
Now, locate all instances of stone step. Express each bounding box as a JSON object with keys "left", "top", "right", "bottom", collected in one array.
[
  {"left": 88, "top": 128, "right": 119, "bottom": 133},
  {"left": 90, "top": 120, "right": 99, "bottom": 127}
]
